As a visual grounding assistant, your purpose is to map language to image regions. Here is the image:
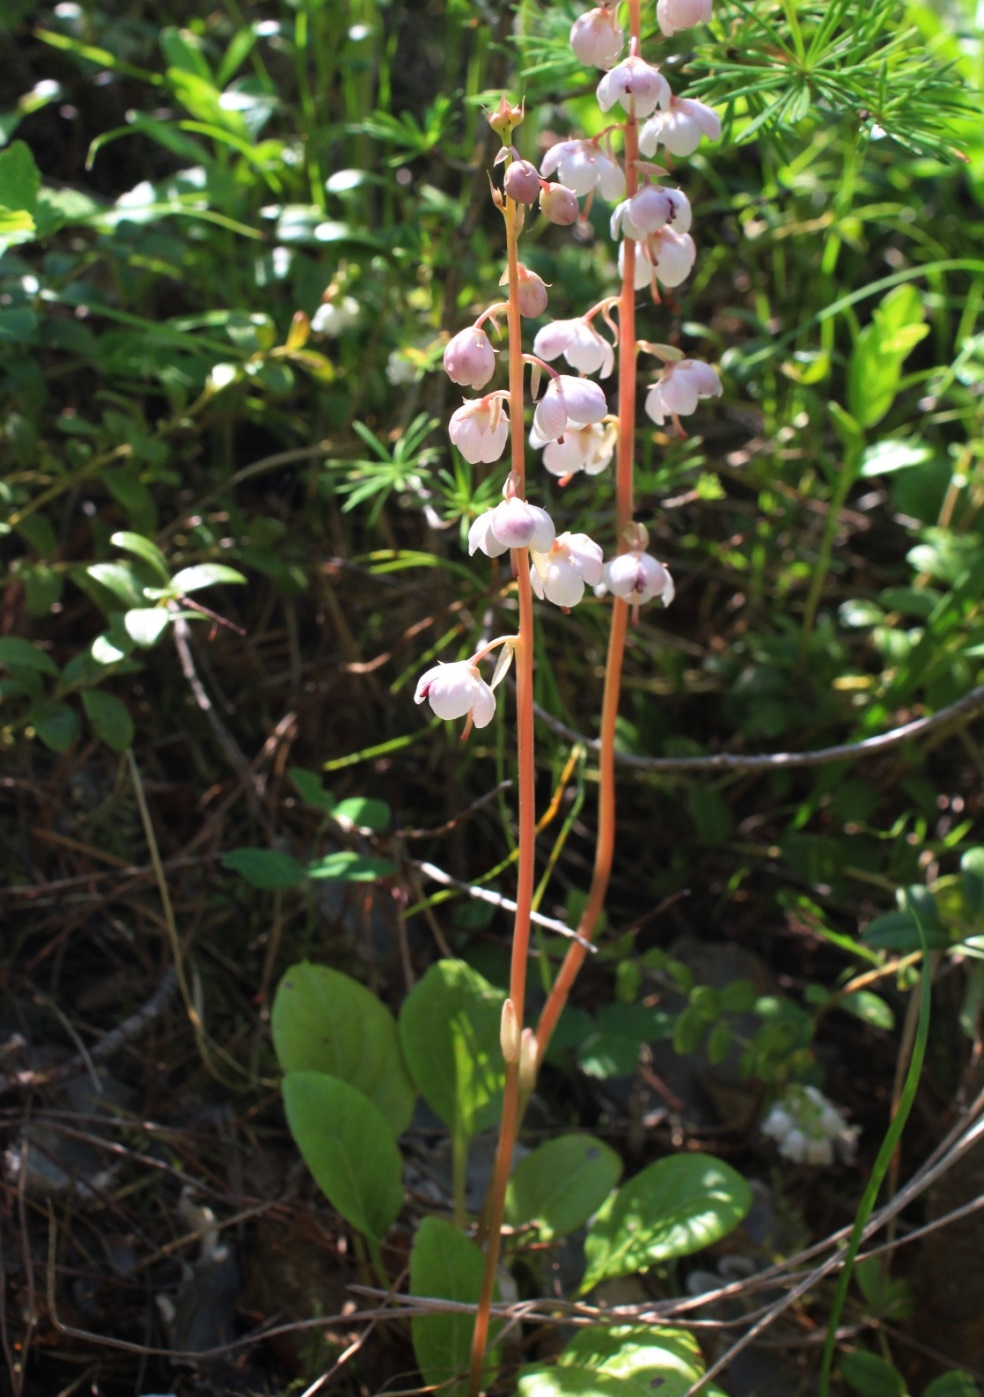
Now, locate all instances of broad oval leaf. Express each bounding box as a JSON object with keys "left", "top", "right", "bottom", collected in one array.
[
  {"left": 124, "top": 607, "right": 170, "bottom": 648},
  {"left": 170, "top": 563, "right": 246, "bottom": 593},
  {"left": 305, "top": 851, "right": 396, "bottom": 881},
  {"left": 110, "top": 531, "right": 170, "bottom": 584},
  {"left": 272, "top": 963, "right": 414, "bottom": 1136},
  {"left": 222, "top": 847, "right": 305, "bottom": 889},
  {"left": 87, "top": 562, "right": 144, "bottom": 607},
  {"left": 840, "top": 1350, "right": 906, "bottom": 1397},
  {"left": 0, "top": 637, "right": 59, "bottom": 675},
  {"left": 81, "top": 688, "right": 134, "bottom": 752},
  {"left": 282, "top": 1072, "right": 403, "bottom": 1243},
  {"left": 410, "top": 1216, "right": 499, "bottom": 1397},
  {"left": 581, "top": 1153, "right": 751, "bottom": 1292},
  {"left": 525, "top": 1325, "right": 728, "bottom": 1397},
  {"left": 33, "top": 699, "right": 79, "bottom": 753},
  {"left": 398, "top": 960, "right": 505, "bottom": 1139},
  {"left": 506, "top": 1135, "right": 622, "bottom": 1241}
]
